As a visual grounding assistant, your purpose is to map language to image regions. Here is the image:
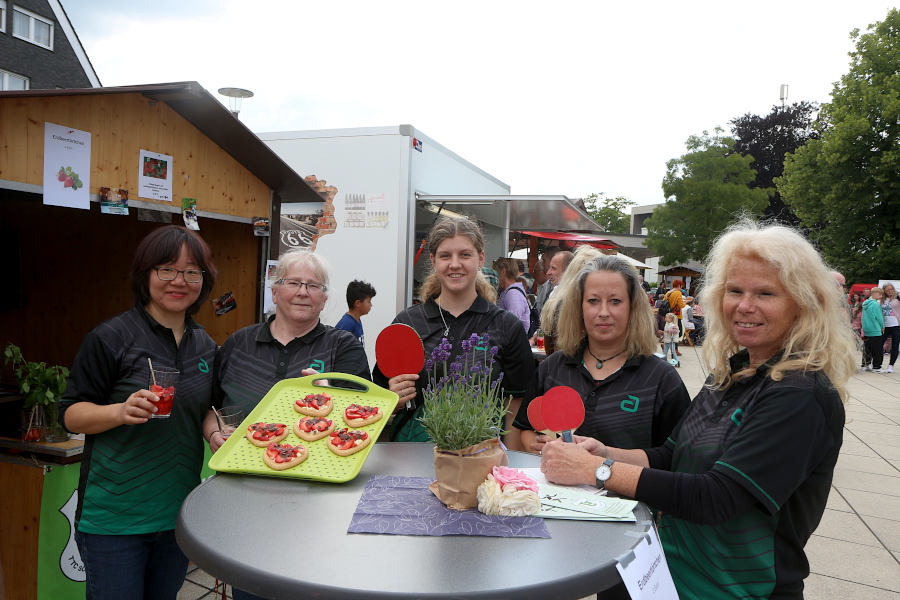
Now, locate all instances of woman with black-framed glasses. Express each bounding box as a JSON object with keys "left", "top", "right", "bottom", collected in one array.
[{"left": 59, "top": 225, "right": 218, "bottom": 600}]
